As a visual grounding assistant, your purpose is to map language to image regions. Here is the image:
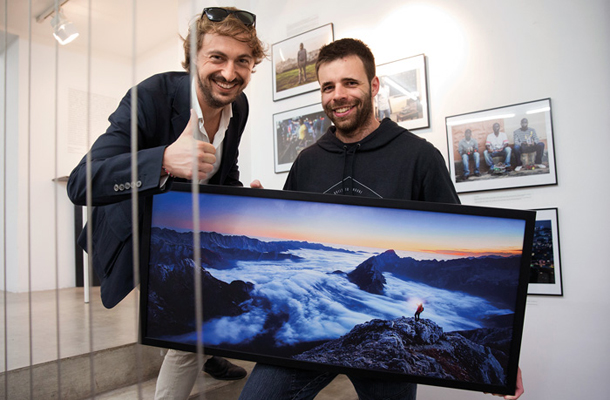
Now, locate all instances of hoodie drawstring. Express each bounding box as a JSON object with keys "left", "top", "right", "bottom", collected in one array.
[{"left": 341, "top": 143, "right": 361, "bottom": 195}]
